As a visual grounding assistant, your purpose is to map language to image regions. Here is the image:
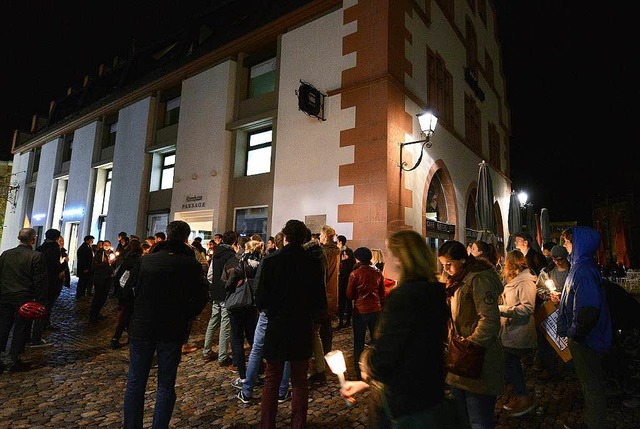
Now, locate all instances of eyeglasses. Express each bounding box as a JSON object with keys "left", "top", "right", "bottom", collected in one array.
[{"left": 552, "top": 257, "right": 566, "bottom": 261}]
